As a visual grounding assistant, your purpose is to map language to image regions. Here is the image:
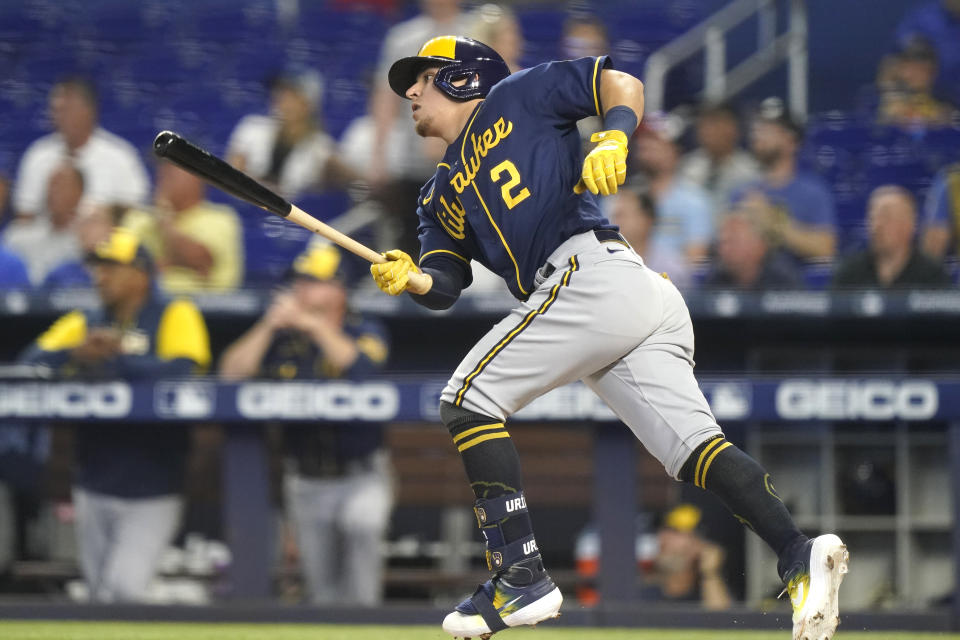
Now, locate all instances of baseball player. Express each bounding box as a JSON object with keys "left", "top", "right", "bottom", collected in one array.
[{"left": 371, "top": 36, "right": 848, "bottom": 640}]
